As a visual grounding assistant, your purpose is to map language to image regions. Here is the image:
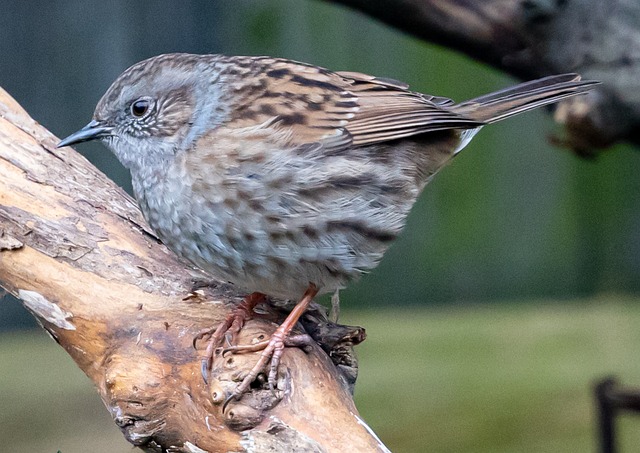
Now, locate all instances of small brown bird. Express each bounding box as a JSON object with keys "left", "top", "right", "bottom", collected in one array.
[{"left": 58, "top": 53, "right": 597, "bottom": 404}]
